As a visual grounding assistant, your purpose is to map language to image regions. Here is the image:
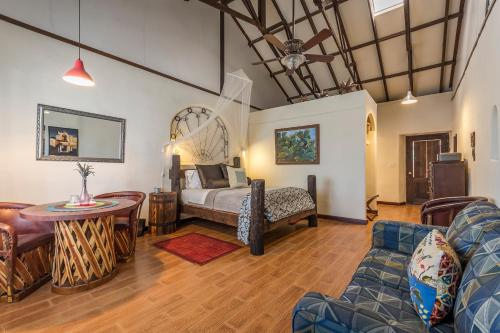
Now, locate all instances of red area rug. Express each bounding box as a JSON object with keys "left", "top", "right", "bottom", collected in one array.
[{"left": 154, "top": 232, "right": 241, "bottom": 265}]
